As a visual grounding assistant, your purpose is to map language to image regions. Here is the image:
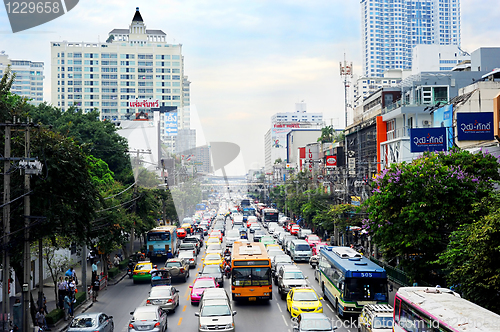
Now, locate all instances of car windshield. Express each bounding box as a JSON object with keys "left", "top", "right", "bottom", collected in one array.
[
  {"left": 208, "top": 244, "right": 222, "bottom": 251},
  {"left": 201, "top": 304, "right": 231, "bottom": 317},
  {"left": 150, "top": 288, "right": 172, "bottom": 297},
  {"left": 268, "top": 250, "right": 282, "bottom": 257},
  {"left": 179, "top": 252, "right": 193, "bottom": 258},
  {"left": 70, "top": 317, "right": 95, "bottom": 328},
  {"left": 202, "top": 265, "right": 221, "bottom": 274},
  {"left": 275, "top": 255, "right": 292, "bottom": 263},
  {"left": 308, "top": 236, "right": 320, "bottom": 241},
  {"left": 293, "top": 292, "right": 318, "bottom": 301},
  {"left": 284, "top": 271, "right": 304, "bottom": 279},
  {"left": 180, "top": 243, "right": 194, "bottom": 248},
  {"left": 165, "top": 262, "right": 181, "bottom": 268},
  {"left": 194, "top": 279, "right": 216, "bottom": 289},
  {"left": 206, "top": 254, "right": 220, "bottom": 261},
  {"left": 373, "top": 317, "right": 393, "bottom": 329},
  {"left": 133, "top": 311, "right": 157, "bottom": 321},
  {"left": 343, "top": 278, "right": 388, "bottom": 302},
  {"left": 295, "top": 244, "right": 311, "bottom": 251},
  {"left": 227, "top": 230, "right": 239, "bottom": 237},
  {"left": 135, "top": 264, "right": 151, "bottom": 271},
  {"left": 300, "top": 318, "right": 332, "bottom": 331}
]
